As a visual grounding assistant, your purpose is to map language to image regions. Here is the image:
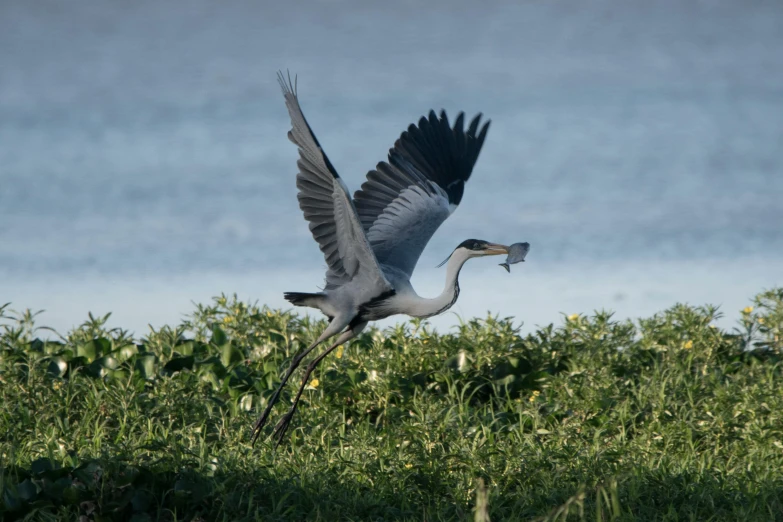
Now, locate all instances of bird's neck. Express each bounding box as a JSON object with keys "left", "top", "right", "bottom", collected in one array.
[{"left": 409, "top": 251, "right": 470, "bottom": 318}]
